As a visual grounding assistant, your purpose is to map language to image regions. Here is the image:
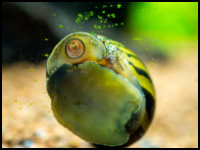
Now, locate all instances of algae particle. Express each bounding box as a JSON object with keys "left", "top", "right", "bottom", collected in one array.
[
  {"left": 111, "top": 13, "right": 116, "bottom": 18},
  {"left": 53, "top": 13, "right": 56, "bottom": 16},
  {"left": 90, "top": 11, "right": 93, "bottom": 16},
  {"left": 117, "top": 4, "right": 122, "bottom": 8},
  {"left": 102, "top": 10, "right": 105, "bottom": 14},
  {"left": 45, "top": 54, "right": 49, "bottom": 57},
  {"left": 59, "top": 25, "right": 63, "bottom": 28},
  {"left": 78, "top": 14, "right": 83, "bottom": 18},
  {"left": 98, "top": 15, "right": 102, "bottom": 20},
  {"left": 90, "top": 31, "right": 94, "bottom": 35},
  {"left": 97, "top": 25, "right": 101, "bottom": 29},
  {"left": 45, "top": 38, "right": 49, "bottom": 41},
  {"left": 149, "top": 62, "right": 154, "bottom": 69},
  {"left": 152, "top": 43, "right": 155, "bottom": 46},
  {"left": 30, "top": 68, "right": 34, "bottom": 71}
]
